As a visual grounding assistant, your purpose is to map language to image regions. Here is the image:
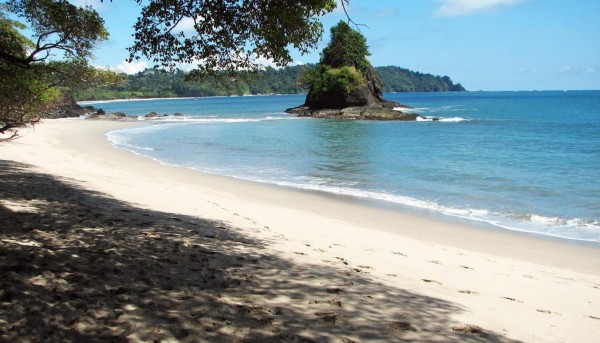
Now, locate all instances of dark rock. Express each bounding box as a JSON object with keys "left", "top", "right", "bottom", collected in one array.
[
  {"left": 40, "top": 94, "right": 87, "bottom": 119},
  {"left": 96, "top": 108, "right": 105, "bottom": 115},
  {"left": 173, "top": 113, "right": 184, "bottom": 117},
  {"left": 88, "top": 112, "right": 127, "bottom": 120},
  {"left": 144, "top": 112, "right": 160, "bottom": 118},
  {"left": 286, "top": 105, "right": 419, "bottom": 121},
  {"left": 286, "top": 65, "right": 419, "bottom": 121}
]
